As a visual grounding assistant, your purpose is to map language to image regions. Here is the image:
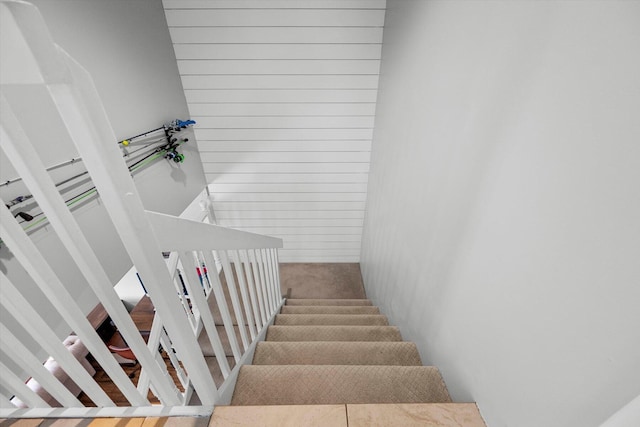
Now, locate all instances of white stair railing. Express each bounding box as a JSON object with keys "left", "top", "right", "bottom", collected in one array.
[
  {"left": 0, "top": 0, "right": 283, "bottom": 418},
  {"left": 144, "top": 212, "right": 284, "bottom": 405}
]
